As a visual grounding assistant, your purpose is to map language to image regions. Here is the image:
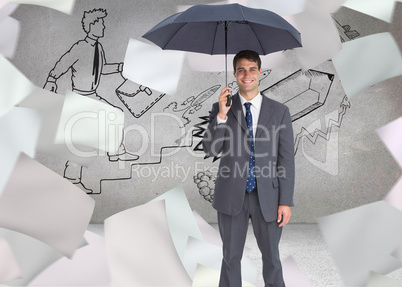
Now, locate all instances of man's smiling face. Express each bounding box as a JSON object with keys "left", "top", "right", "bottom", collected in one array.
[{"left": 233, "top": 58, "right": 262, "bottom": 96}]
